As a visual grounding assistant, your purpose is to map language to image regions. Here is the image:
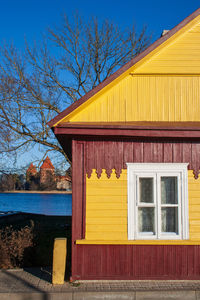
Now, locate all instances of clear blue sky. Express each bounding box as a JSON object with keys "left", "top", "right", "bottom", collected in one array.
[
  {"left": 0, "top": 0, "right": 199, "bottom": 171},
  {"left": 0, "top": 0, "right": 199, "bottom": 48}
]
